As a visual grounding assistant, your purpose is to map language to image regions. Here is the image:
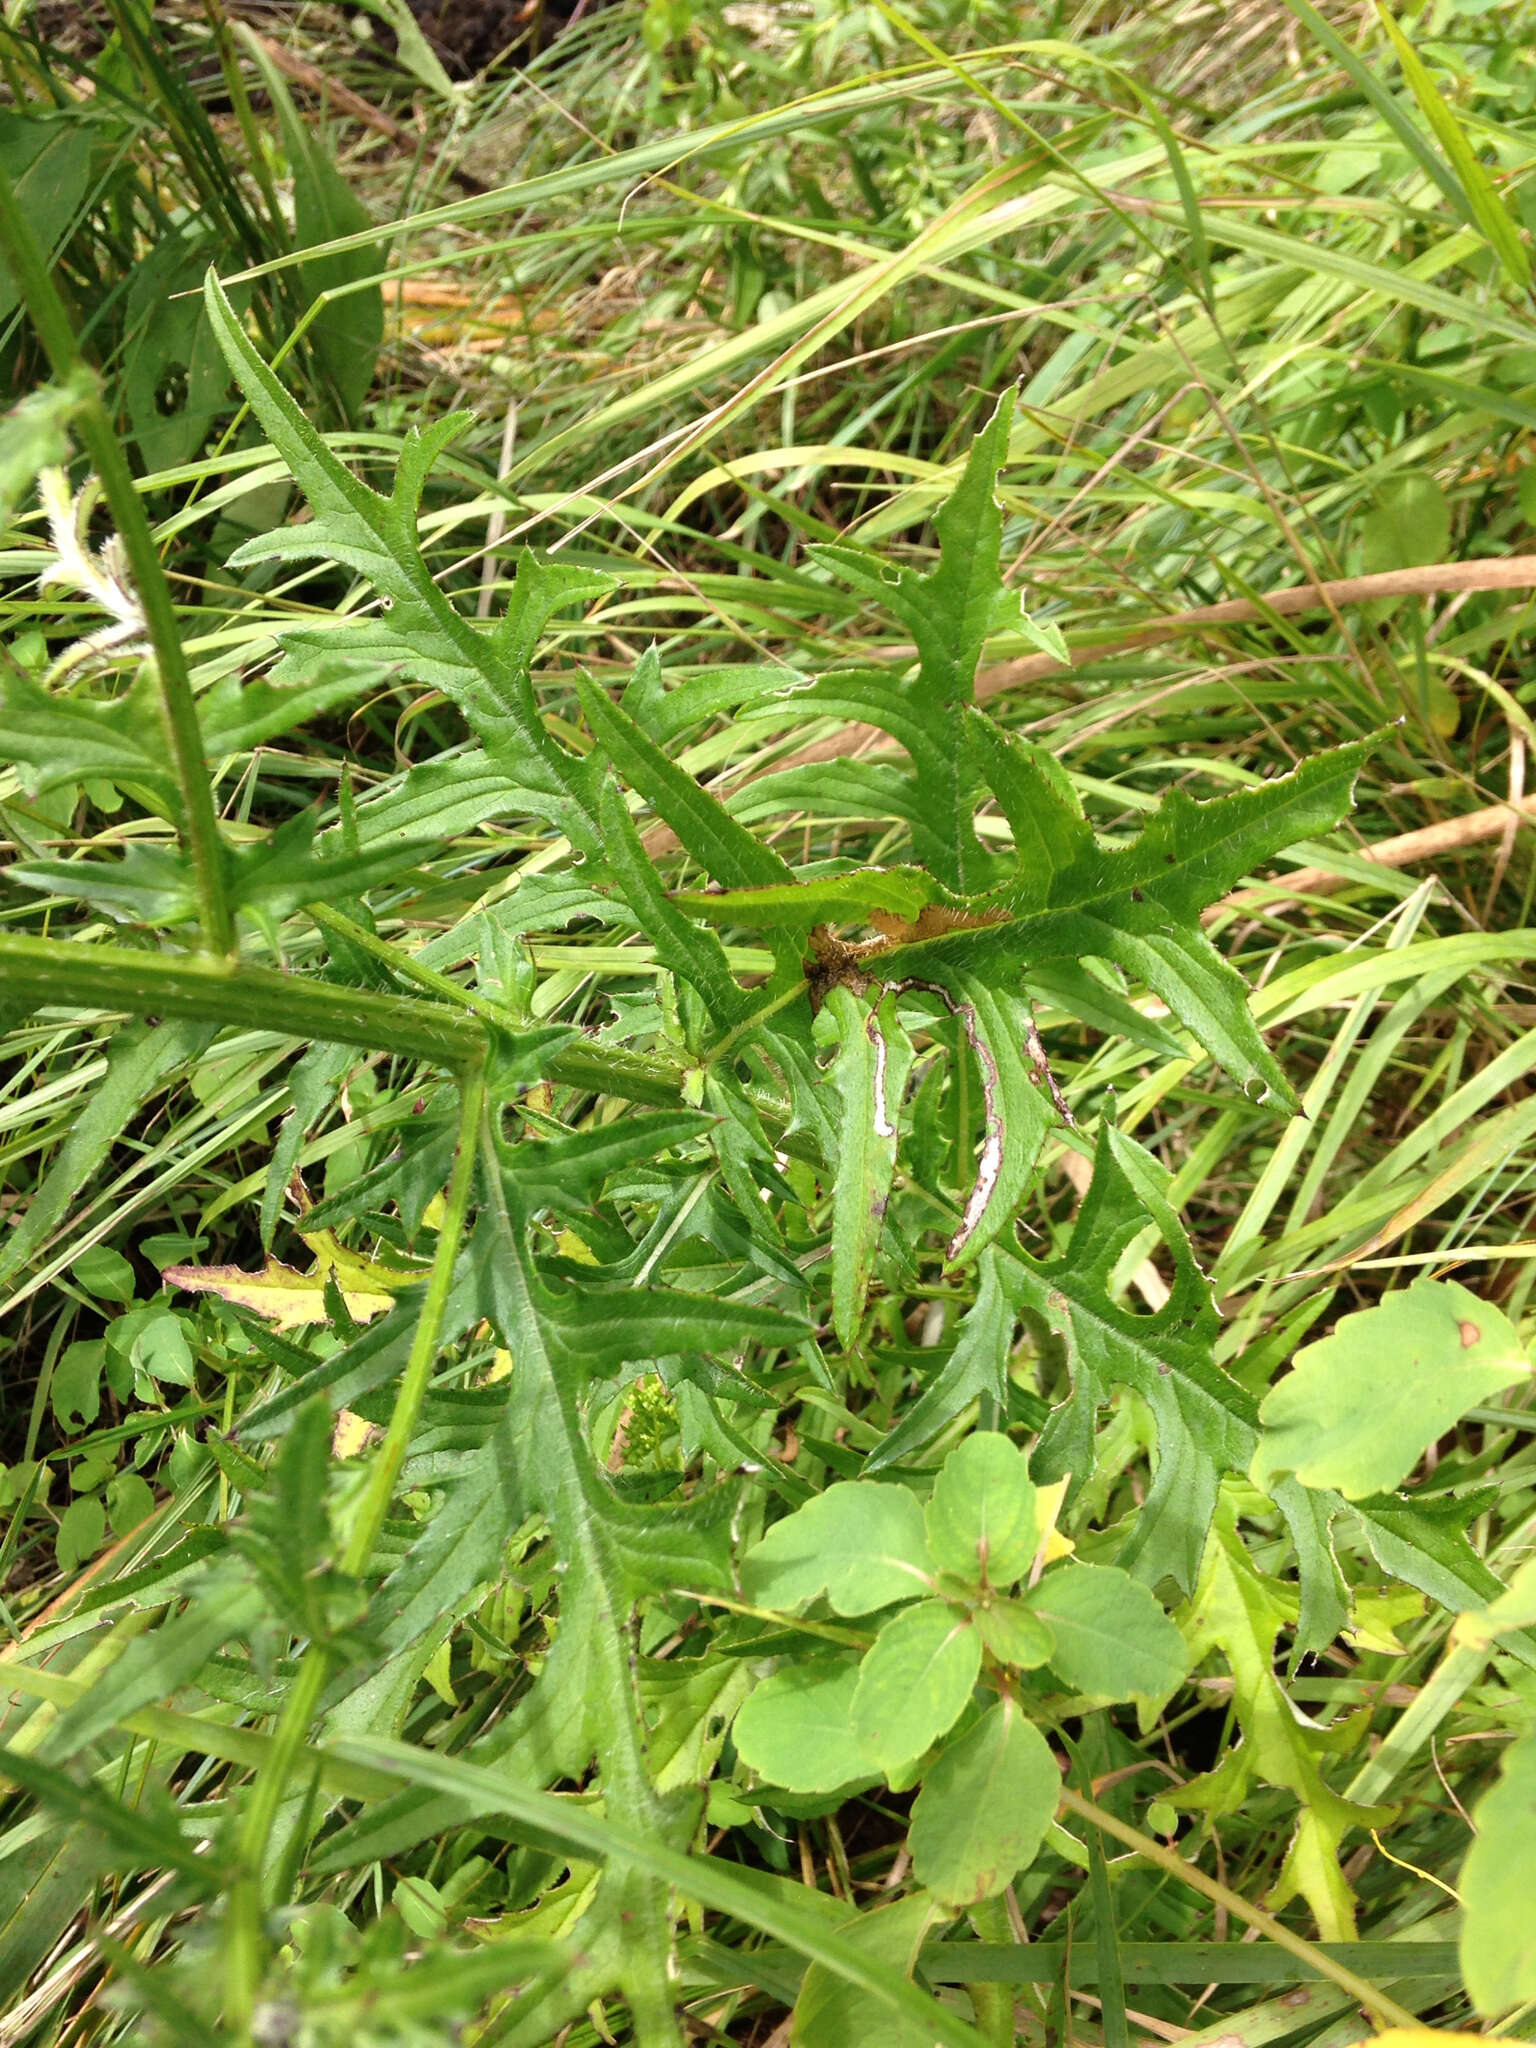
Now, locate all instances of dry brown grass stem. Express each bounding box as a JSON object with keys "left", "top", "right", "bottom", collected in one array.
[
  {"left": 246, "top": 31, "right": 486, "bottom": 195},
  {"left": 1214, "top": 794, "right": 1536, "bottom": 917}
]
